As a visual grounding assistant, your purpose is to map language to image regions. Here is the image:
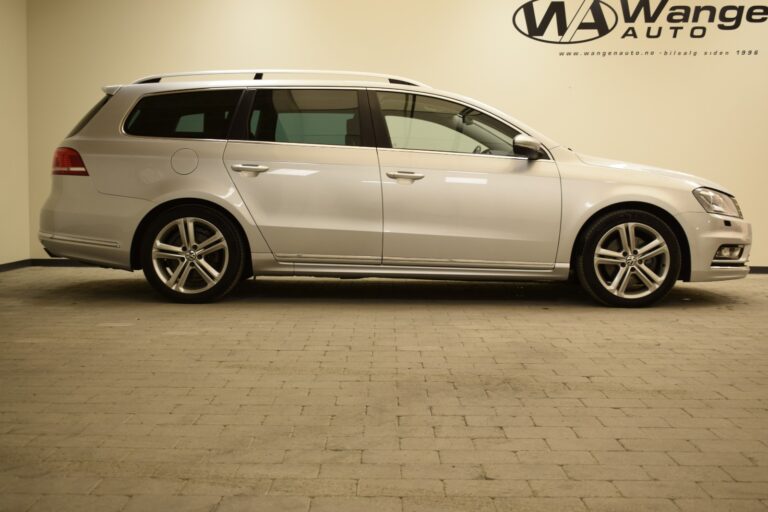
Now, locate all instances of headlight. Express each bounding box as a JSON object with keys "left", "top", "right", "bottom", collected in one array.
[{"left": 693, "top": 188, "right": 742, "bottom": 218}]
